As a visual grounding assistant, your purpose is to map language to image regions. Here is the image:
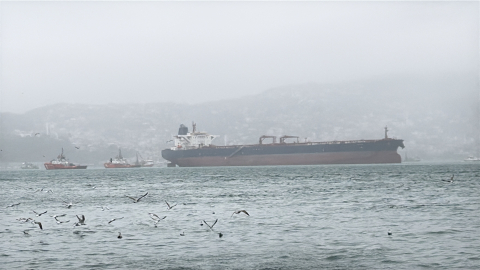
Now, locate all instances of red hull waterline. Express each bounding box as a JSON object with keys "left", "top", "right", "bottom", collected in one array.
[
  {"left": 44, "top": 163, "right": 87, "bottom": 170},
  {"left": 169, "top": 151, "right": 401, "bottom": 167}
]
